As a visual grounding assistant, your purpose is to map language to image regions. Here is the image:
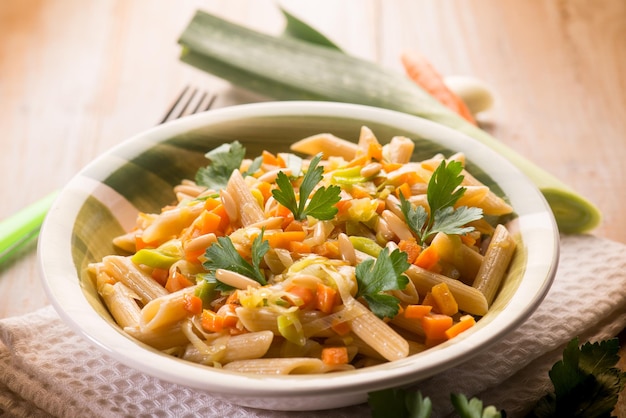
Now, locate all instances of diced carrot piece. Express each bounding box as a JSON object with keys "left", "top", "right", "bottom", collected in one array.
[
  {"left": 404, "top": 304, "right": 432, "bottom": 319},
  {"left": 285, "top": 285, "right": 316, "bottom": 309},
  {"left": 262, "top": 150, "right": 280, "bottom": 166},
  {"left": 331, "top": 319, "right": 351, "bottom": 336},
  {"left": 430, "top": 282, "right": 458, "bottom": 316},
  {"left": 284, "top": 220, "right": 304, "bottom": 232},
  {"left": 445, "top": 315, "right": 476, "bottom": 340},
  {"left": 382, "top": 161, "right": 403, "bottom": 173},
  {"left": 203, "top": 197, "right": 221, "bottom": 211},
  {"left": 414, "top": 244, "right": 440, "bottom": 271},
  {"left": 151, "top": 268, "right": 169, "bottom": 286},
  {"left": 183, "top": 294, "right": 203, "bottom": 315},
  {"left": 315, "top": 283, "right": 339, "bottom": 314},
  {"left": 255, "top": 181, "right": 273, "bottom": 202},
  {"left": 209, "top": 204, "right": 230, "bottom": 232},
  {"left": 395, "top": 182, "right": 412, "bottom": 200},
  {"left": 199, "top": 211, "right": 222, "bottom": 234},
  {"left": 321, "top": 347, "right": 349, "bottom": 365},
  {"left": 201, "top": 310, "right": 224, "bottom": 333},
  {"left": 184, "top": 247, "right": 205, "bottom": 264},
  {"left": 421, "top": 313, "right": 453, "bottom": 343},
  {"left": 289, "top": 240, "right": 311, "bottom": 254},
  {"left": 349, "top": 185, "right": 372, "bottom": 199},
  {"left": 367, "top": 142, "right": 383, "bottom": 161},
  {"left": 345, "top": 155, "right": 369, "bottom": 168},
  {"left": 335, "top": 200, "right": 352, "bottom": 216},
  {"left": 266, "top": 231, "right": 307, "bottom": 249},
  {"left": 421, "top": 291, "right": 439, "bottom": 312},
  {"left": 165, "top": 271, "right": 194, "bottom": 293},
  {"left": 398, "top": 239, "right": 421, "bottom": 264}
]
